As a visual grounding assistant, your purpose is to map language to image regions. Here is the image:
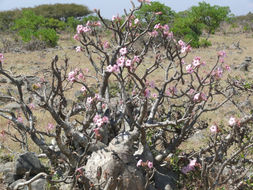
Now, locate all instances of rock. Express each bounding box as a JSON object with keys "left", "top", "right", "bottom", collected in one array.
[
  {"left": 15, "top": 152, "right": 45, "bottom": 177},
  {"left": 3, "top": 172, "right": 17, "bottom": 185},
  {"left": 84, "top": 130, "right": 145, "bottom": 190},
  {"left": 9, "top": 179, "right": 27, "bottom": 190},
  {"left": 0, "top": 162, "right": 15, "bottom": 173},
  {"left": 154, "top": 171, "right": 178, "bottom": 190},
  {"left": 31, "top": 178, "right": 47, "bottom": 190},
  {"left": 155, "top": 154, "right": 163, "bottom": 162}
]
